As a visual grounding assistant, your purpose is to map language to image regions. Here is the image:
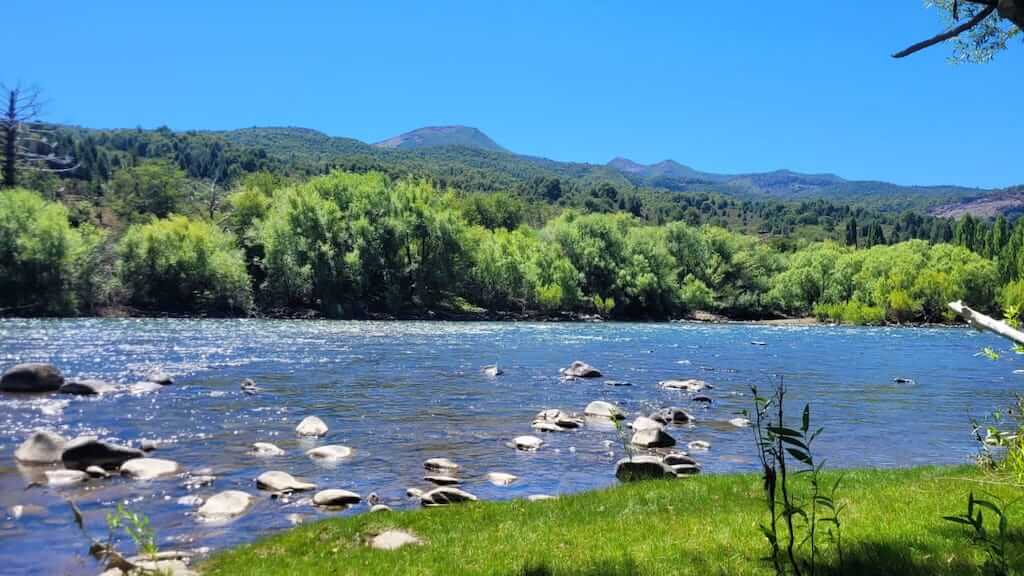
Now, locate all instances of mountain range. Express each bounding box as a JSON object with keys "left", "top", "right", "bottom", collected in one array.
[{"left": 215, "top": 125, "right": 1009, "bottom": 214}]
